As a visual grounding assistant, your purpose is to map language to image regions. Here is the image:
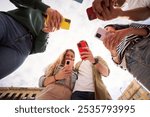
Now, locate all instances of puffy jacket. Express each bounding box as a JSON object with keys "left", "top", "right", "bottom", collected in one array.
[{"left": 6, "top": 0, "right": 50, "bottom": 54}]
